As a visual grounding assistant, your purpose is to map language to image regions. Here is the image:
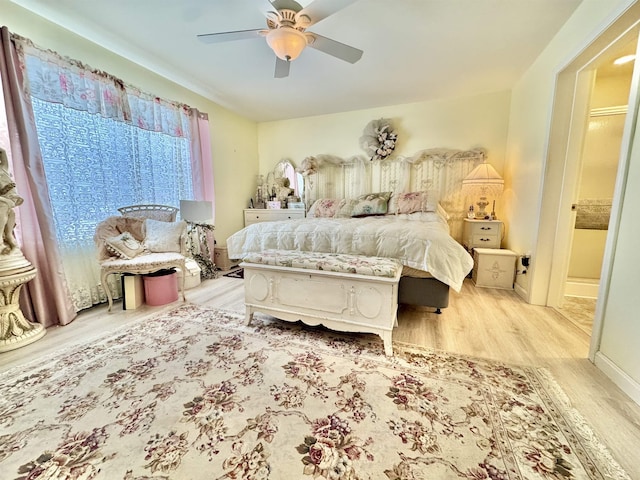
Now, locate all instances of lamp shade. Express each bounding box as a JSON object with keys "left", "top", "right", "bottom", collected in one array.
[
  {"left": 180, "top": 200, "right": 213, "bottom": 224},
  {"left": 461, "top": 161, "right": 504, "bottom": 197},
  {"left": 266, "top": 27, "right": 307, "bottom": 61}
]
